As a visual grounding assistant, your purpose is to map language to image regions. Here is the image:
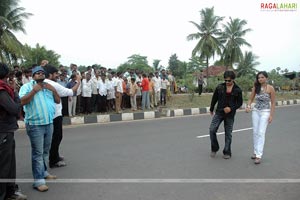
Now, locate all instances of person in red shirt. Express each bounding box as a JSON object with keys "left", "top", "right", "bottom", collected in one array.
[{"left": 141, "top": 73, "right": 150, "bottom": 110}]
